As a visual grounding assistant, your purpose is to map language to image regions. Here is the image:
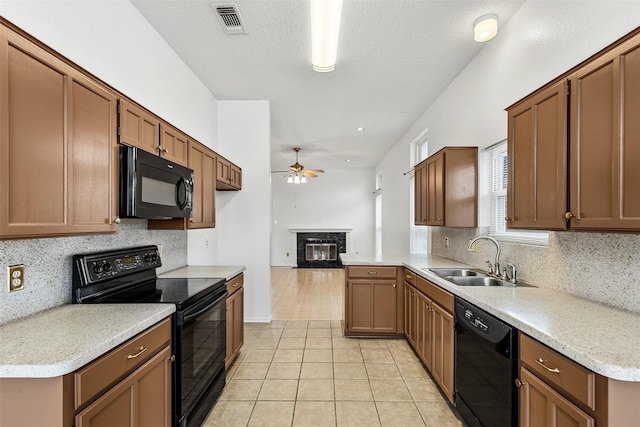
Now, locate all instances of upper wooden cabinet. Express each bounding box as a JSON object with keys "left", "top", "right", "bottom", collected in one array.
[
  {"left": 159, "top": 122, "right": 188, "bottom": 167},
  {"left": 118, "top": 99, "right": 160, "bottom": 157},
  {"left": 507, "top": 80, "right": 568, "bottom": 230},
  {"left": 216, "top": 155, "right": 242, "bottom": 191},
  {"left": 507, "top": 28, "right": 640, "bottom": 232},
  {"left": 0, "top": 25, "right": 119, "bottom": 238},
  {"left": 415, "top": 146, "right": 478, "bottom": 227},
  {"left": 568, "top": 32, "right": 640, "bottom": 230}
]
